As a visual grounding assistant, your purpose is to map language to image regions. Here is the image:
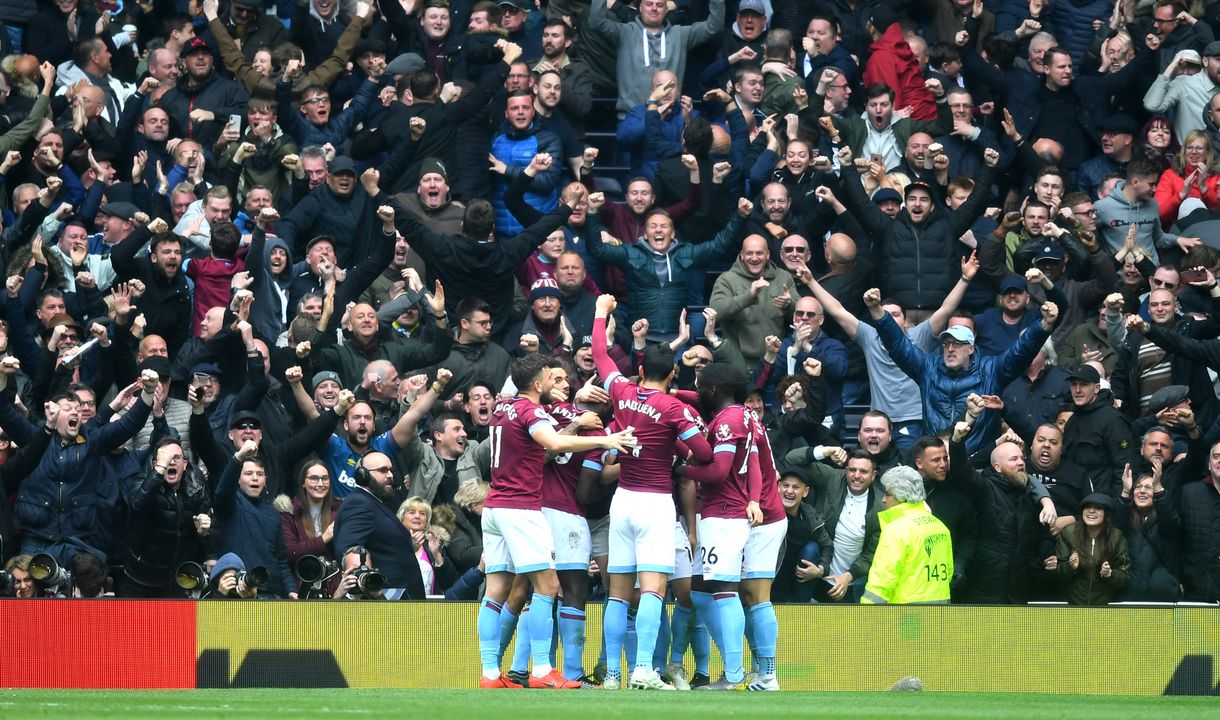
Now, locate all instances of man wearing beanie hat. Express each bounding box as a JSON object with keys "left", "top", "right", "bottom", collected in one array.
[
  {"left": 503, "top": 278, "right": 577, "bottom": 355},
  {"left": 395, "top": 157, "right": 466, "bottom": 237}
]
